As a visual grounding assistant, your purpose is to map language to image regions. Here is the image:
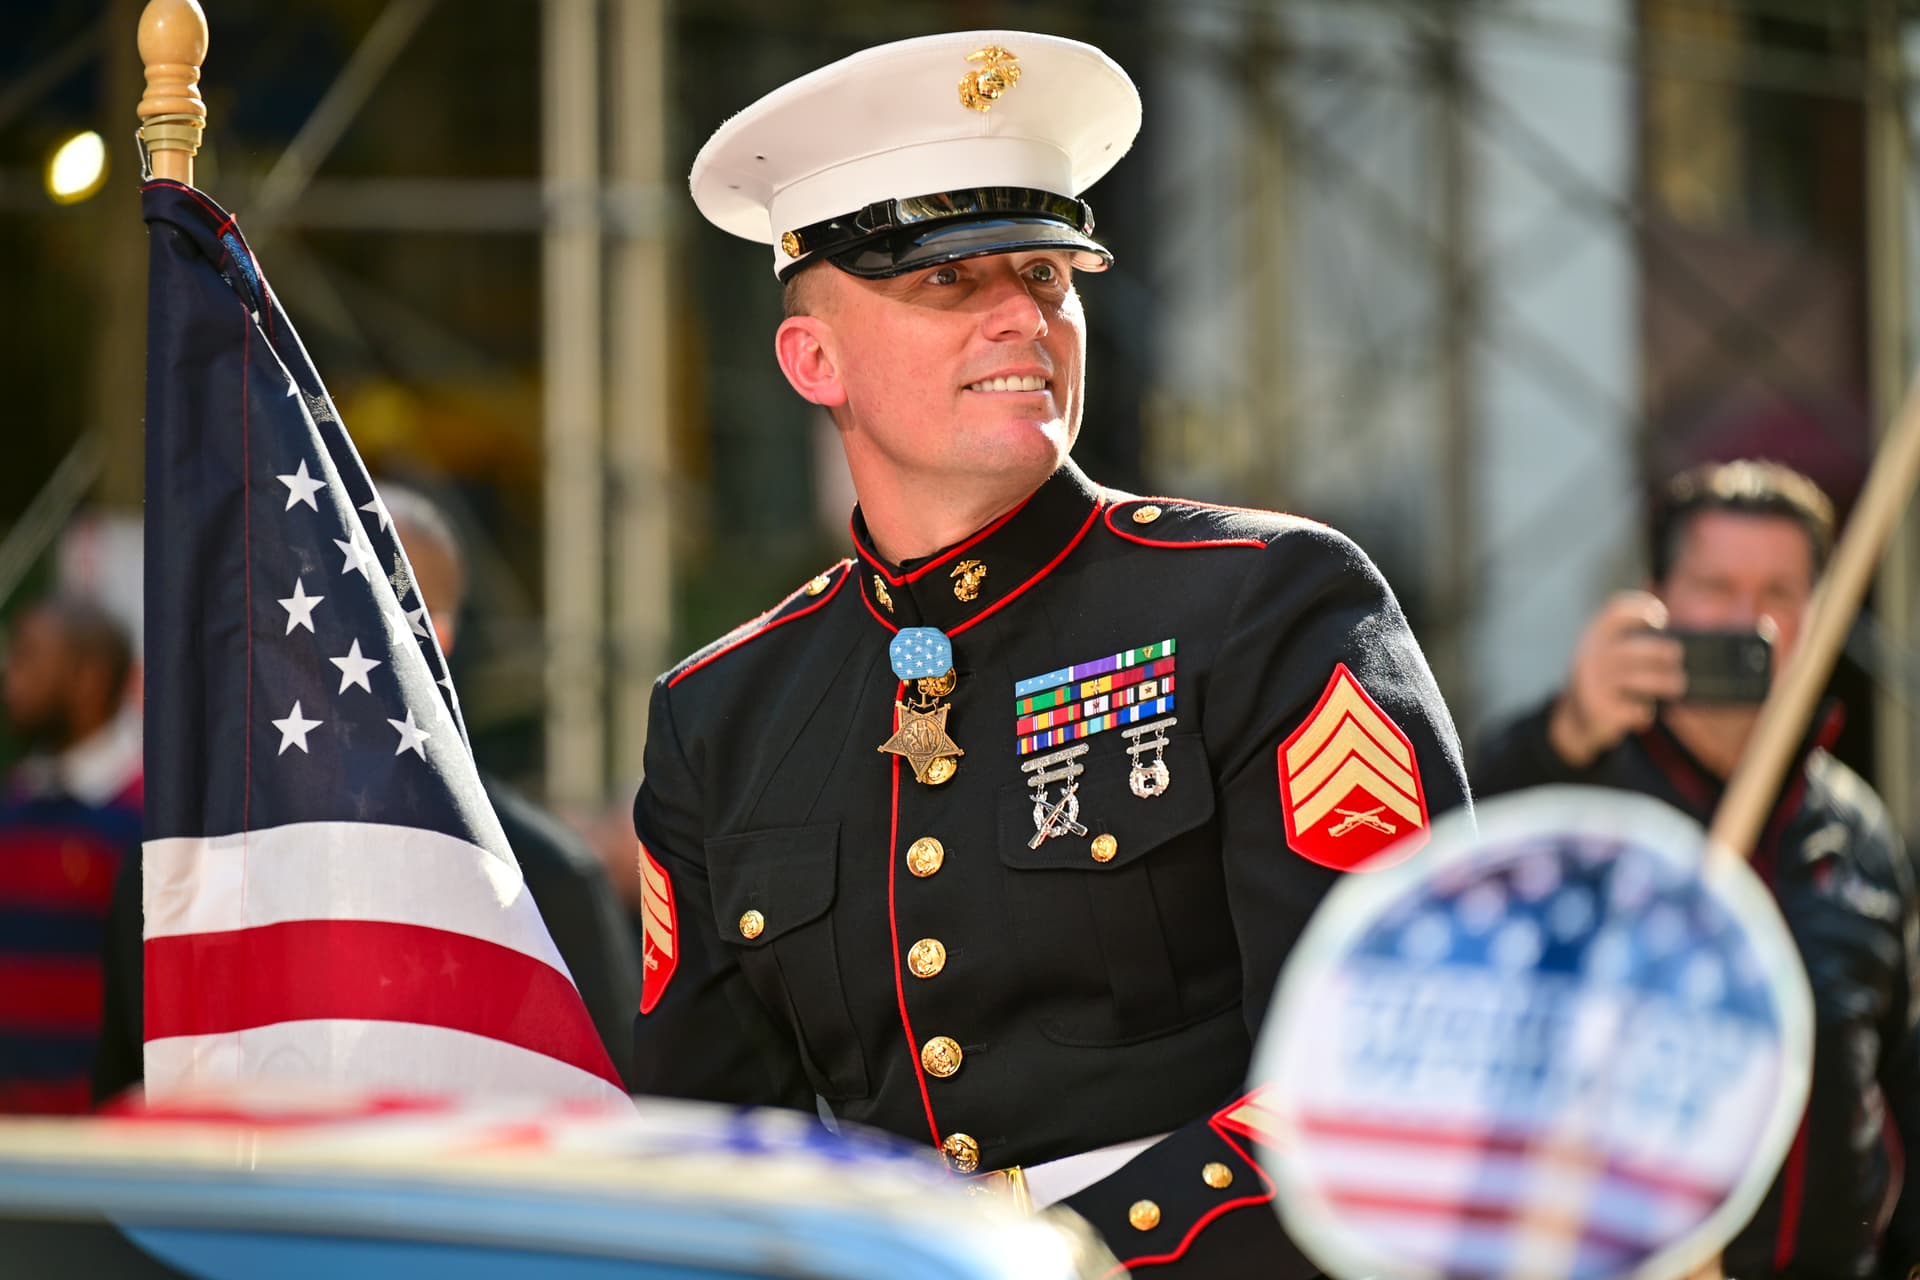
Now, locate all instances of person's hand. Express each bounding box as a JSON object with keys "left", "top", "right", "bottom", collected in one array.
[{"left": 1547, "top": 591, "right": 1686, "bottom": 768}]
